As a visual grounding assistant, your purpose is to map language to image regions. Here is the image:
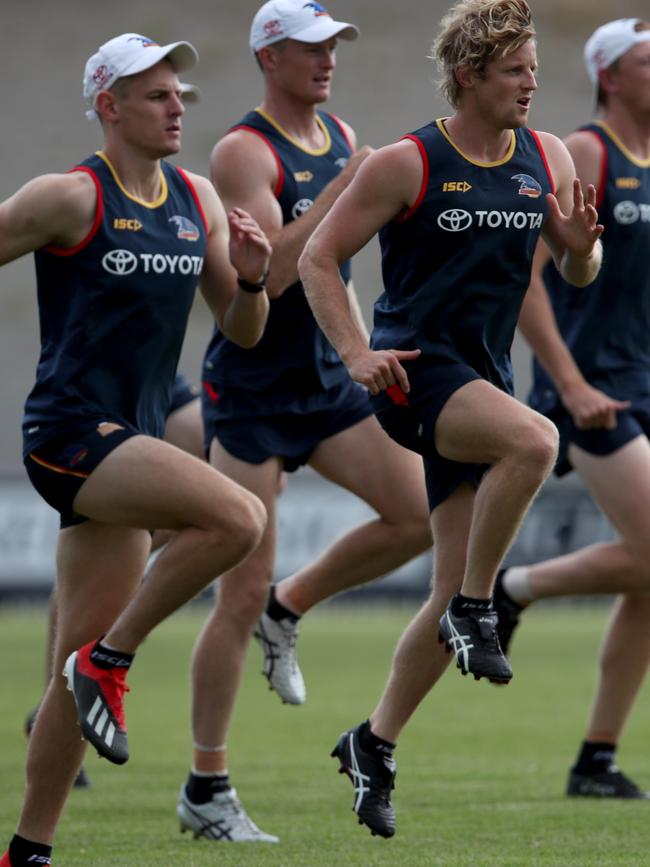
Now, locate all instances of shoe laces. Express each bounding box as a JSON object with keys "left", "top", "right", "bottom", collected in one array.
[{"left": 98, "top": 666, "right": 130, "bottom": 729}]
